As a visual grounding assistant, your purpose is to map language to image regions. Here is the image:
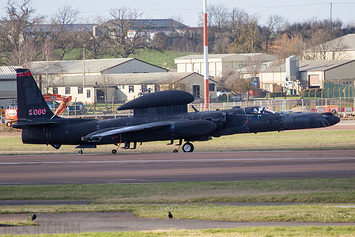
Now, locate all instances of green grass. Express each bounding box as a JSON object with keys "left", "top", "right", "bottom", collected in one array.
[
  {"left": 1, "top": 129, "right": 355, "bottom": 154},
  {"left": 61, "top": 48, "right": 193, "bottom": 69},
  {"left": 1, "top": 226, "right": 355, "bottom": 237},
  {"left": 0, "top": 178, "right": 354, "bottom": 204},
  {"left": 1, "top": 204, "right": 355, "bottom": 223}
]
